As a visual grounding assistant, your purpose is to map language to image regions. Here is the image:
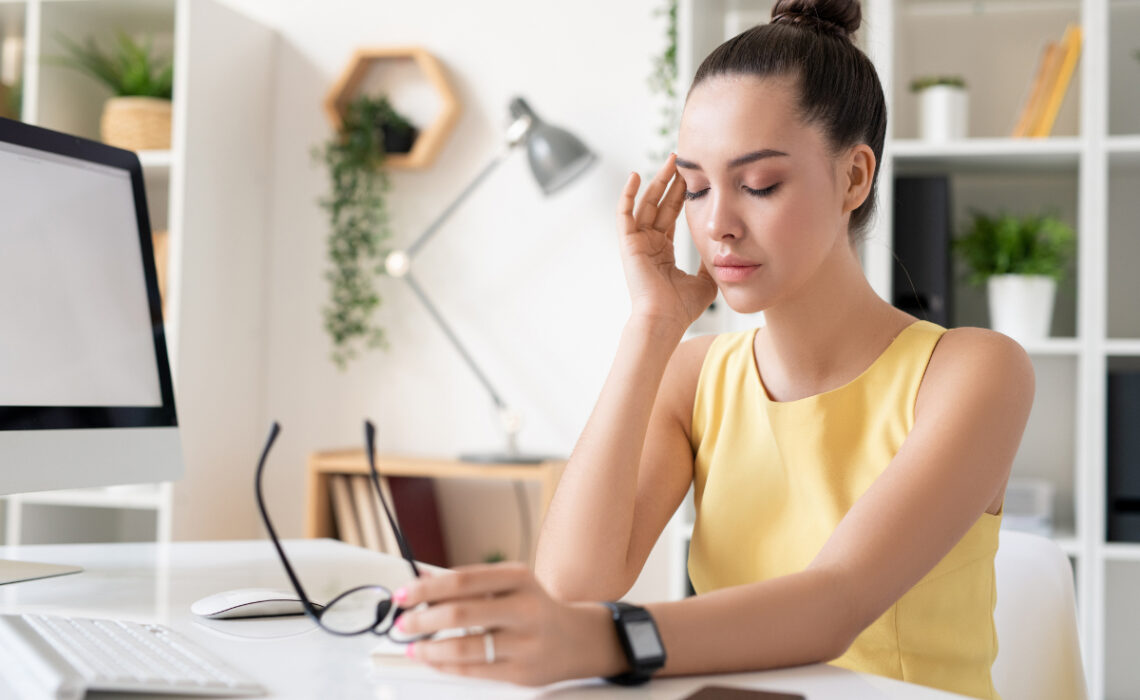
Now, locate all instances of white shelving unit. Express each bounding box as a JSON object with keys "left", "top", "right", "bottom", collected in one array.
[
  {"left": 668, "top": 1, "right": 1140, "bottom": 697},
  {"left": 0, "top": 0, "right": 275, "bottom": 547}
]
